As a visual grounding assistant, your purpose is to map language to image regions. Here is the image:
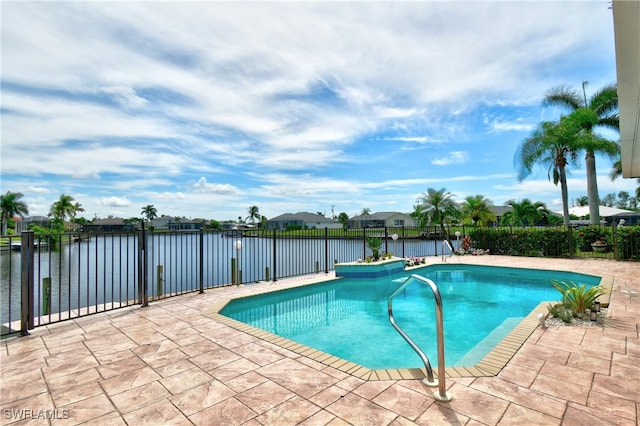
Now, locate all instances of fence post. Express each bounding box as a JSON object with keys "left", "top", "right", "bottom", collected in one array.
[
  {"left": 272, "top": 229, "right": 277, "bottom": 282},
  {"left": 567, "top": 225, "right": 575, "bottom": 259},
  {"left": 324, "top": 227, "right": 329, "bottom": 273},
  {"left": 156, "top": 265, "right": 164, "bottom": 297},
  {"left": 20, "top": 231, "right": 35, "bottom": 335},
  {"left": 384, "top": 227, "right": 389, "bottom": 254},
  {"left": 231, "top": 258, "right": 237, "bottom": 284},
  {"left": 140, "top": 222, "right": 148, "bottom": 307},
  {"left": 362, "top": 227, "right": 366, "bottom": 259},
  {"left": 199, "top": 230, "right": 204, "bottom": 293},
  {"left": 43, "top": 278, "right": 51, "bottom": 315},
  {"left": 612, "top": 222, "right": 619, "bottom": 260}
]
